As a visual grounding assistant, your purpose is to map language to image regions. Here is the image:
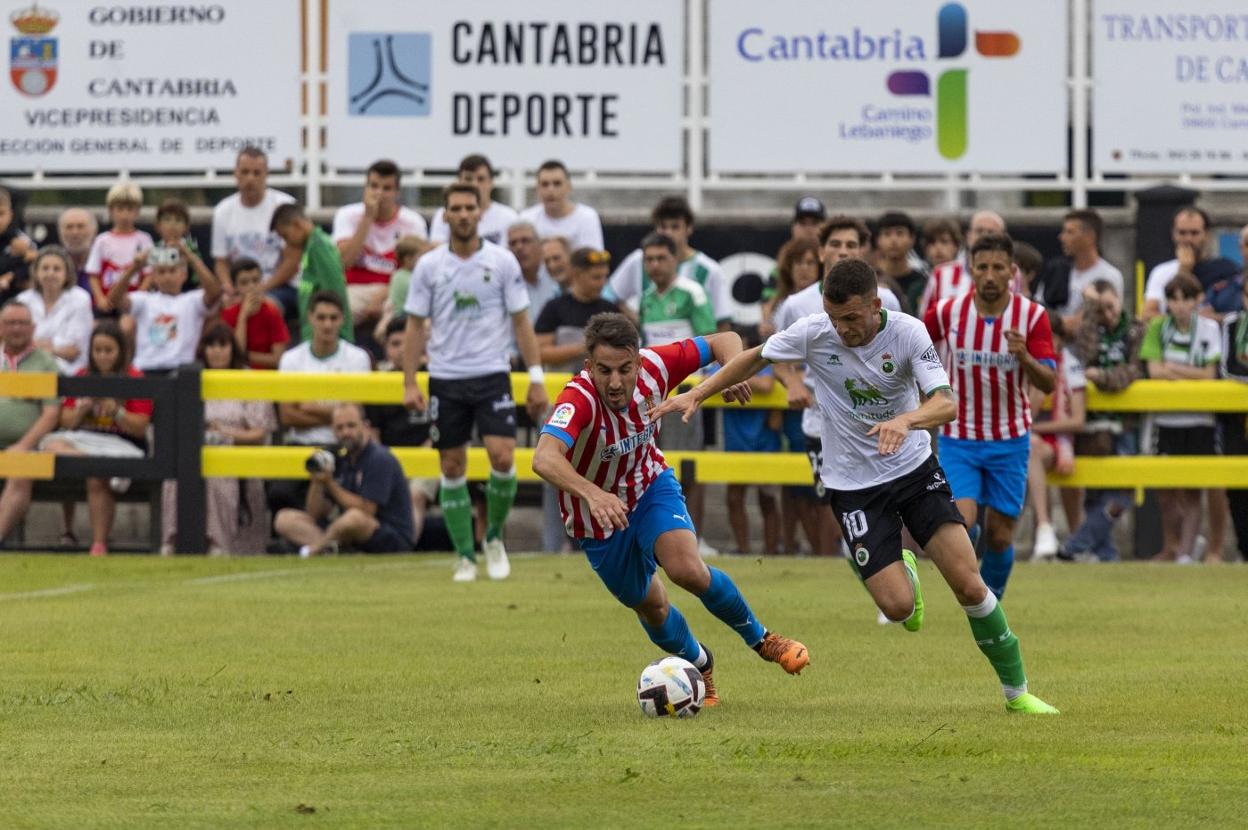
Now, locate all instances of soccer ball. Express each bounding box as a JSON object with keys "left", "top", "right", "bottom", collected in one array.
[{"left": 636, "top": 656, "right": 706, "bottom": 718}]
